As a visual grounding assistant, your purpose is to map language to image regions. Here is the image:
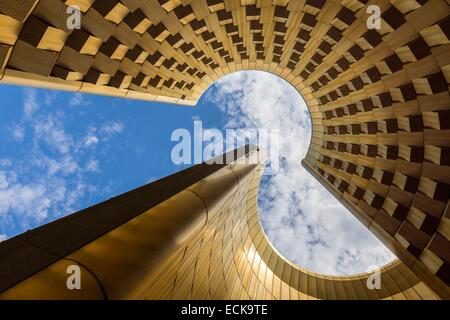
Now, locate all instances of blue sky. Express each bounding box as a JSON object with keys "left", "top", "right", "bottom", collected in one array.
[{"left": 0, "top": 71, "right": 395, "bottom": 275}]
